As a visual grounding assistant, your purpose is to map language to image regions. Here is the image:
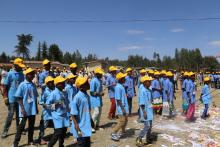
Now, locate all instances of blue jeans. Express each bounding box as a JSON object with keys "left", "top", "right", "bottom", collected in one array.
[
  {"left": 138, "top": 120, "right": 152, "bottom": 138},
  {"left": 202, "top": 104, "right": 209, "bottom": 118},
  {"left": 3, "top": 102, "right": 19, "bottom": 133}
]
